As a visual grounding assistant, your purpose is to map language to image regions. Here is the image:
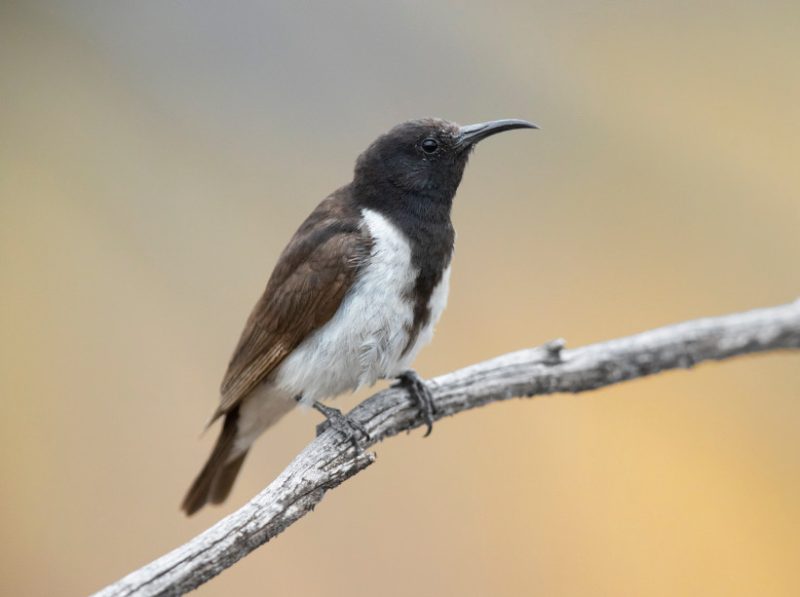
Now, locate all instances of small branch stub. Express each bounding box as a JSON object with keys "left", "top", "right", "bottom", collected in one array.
[{"left": 542, "top": 338, "right": 566, "bottom": 364}]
